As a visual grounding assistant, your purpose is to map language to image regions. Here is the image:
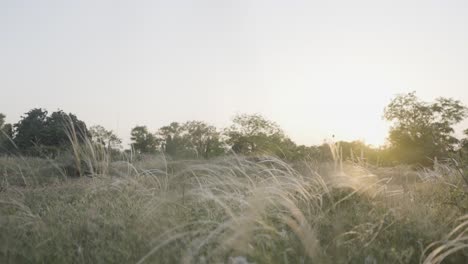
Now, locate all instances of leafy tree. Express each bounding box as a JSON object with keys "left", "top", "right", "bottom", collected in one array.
[
  {"left": 13, "top": 108, "right": 49, "bottom": 154},
  {"left": 384, "top": 92, "right": 467, "bottom": 165},
  {"left": 155, "top": 121, "right": 224, "bottom": 159},
  {"left": 90, "top": 125, "right": 122, "bottom": 150},
  {"left": 130, "top": 126, "right": 159, "bottom": 154},
  {"left": 157, "top": 122, "right": 185, "bottom": 157},
  {"left": 0, "top": 113, "right": 5, "bottom": 128},
  {"left": 1, "top": 124, "right": 13, "bottom": 139},
  {"left": 460, "top": 129, "right": 468, "bottom": 153},
  {"left": 181, "top": 121, "right": 224, "bottom": 158},
  {"left": 12, "top": 109, "right": 89, "bottom": 156},
  {"left": 0, "top": 114, "right": 11, "bottom": 138},
  {"left": 0, "top": 114, "right": 14, "bottom": 154},
  {"left": 44, "top": 110, "right": 89, "bottom": 148},
  {"left": 461, "top": 129, "right": 468, "bottom": 147},
  {"left": 225, "top": 114, "right": 293, "bottom": 157}
]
